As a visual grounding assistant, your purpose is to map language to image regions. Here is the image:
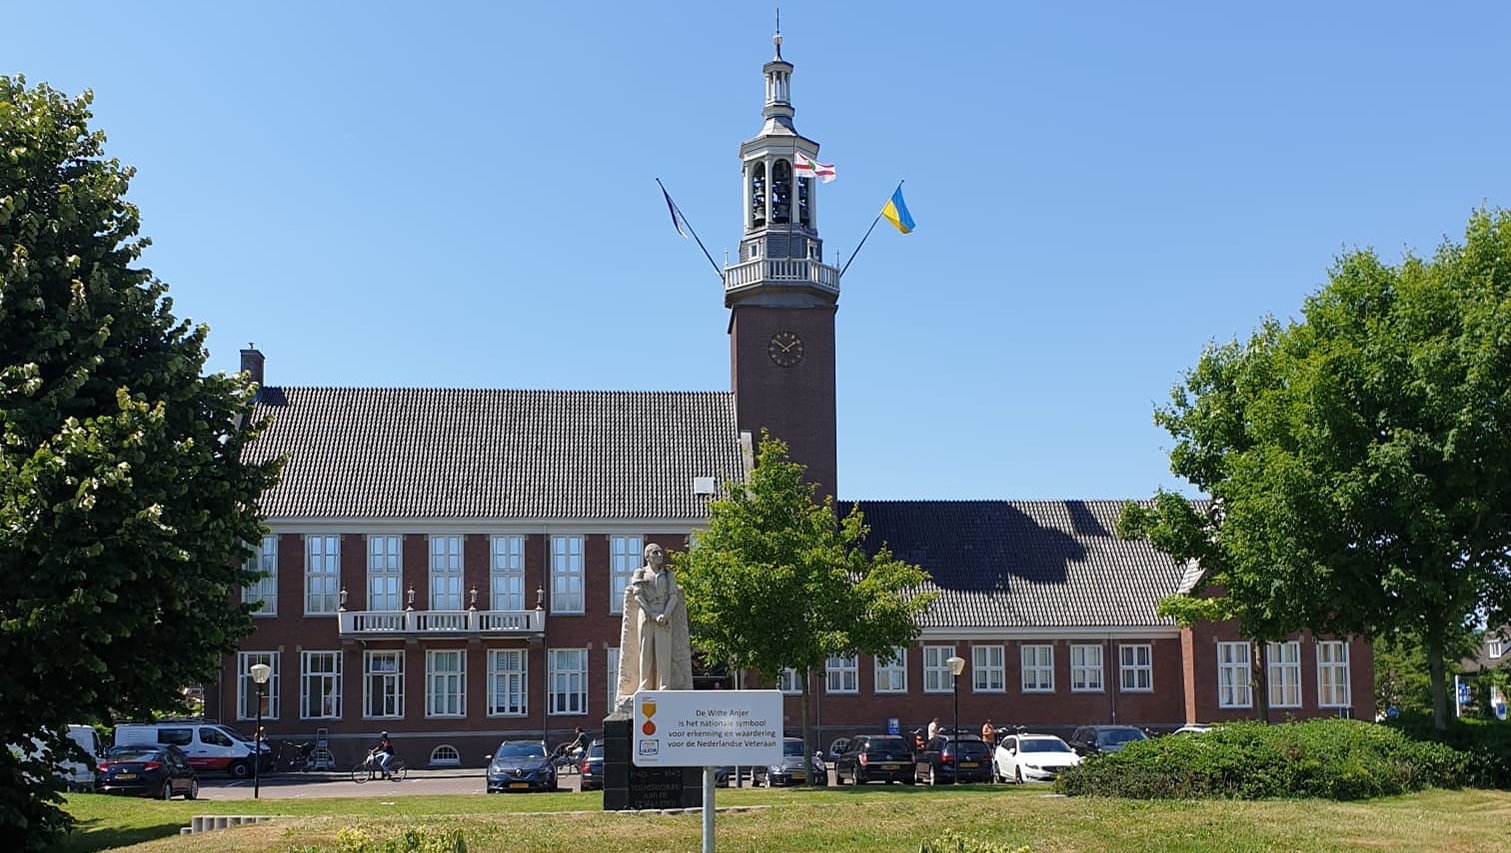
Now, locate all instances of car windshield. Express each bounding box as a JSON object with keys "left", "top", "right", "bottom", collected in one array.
[
  {"left": 494, "top": 742, "right": 545, "bottom": 759},
  {"left": 587, "top": 741, "right": 603, "bottom": 758},
  {"left": 1099, "top": 729, "right": 1146, "bottom": 745},
  {"left": 1021, "top": 739, "right": 1073, "bottom": 753},
  {"left": 782, "top": 740, "right": 805, "bottom": 757},
  {"left": 952, "top": 742, "right": 990, "bottom": 758},
  {"left": 864, "top": 737, "right": 907, "bottom": 752},
  {"left": 107, "top": 748, "right": 158, "bottom": 762}
]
